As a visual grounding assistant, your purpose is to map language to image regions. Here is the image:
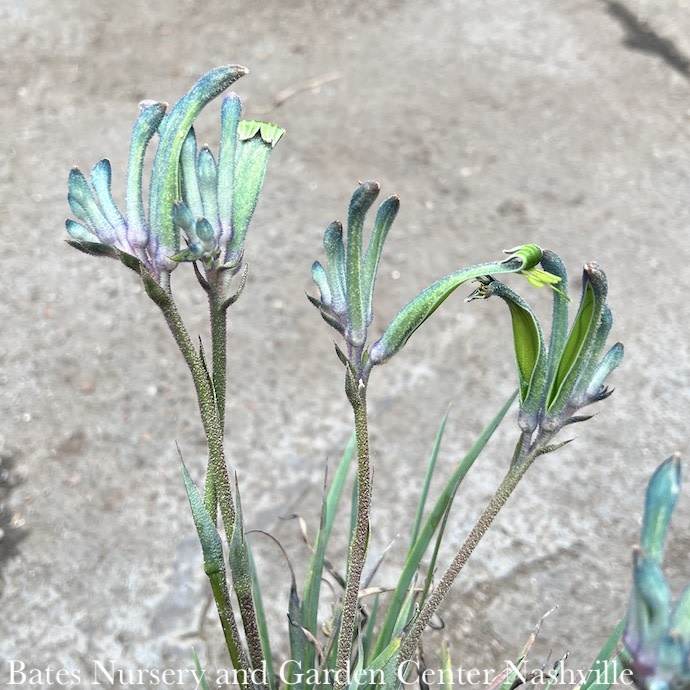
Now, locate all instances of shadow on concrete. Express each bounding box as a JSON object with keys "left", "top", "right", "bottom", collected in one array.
[
  {"left": 604, "top": 0, "right": 690, "bottom": 79},
  {"left": 0, "top": 451, "right": 25, "bottom": 597}
]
